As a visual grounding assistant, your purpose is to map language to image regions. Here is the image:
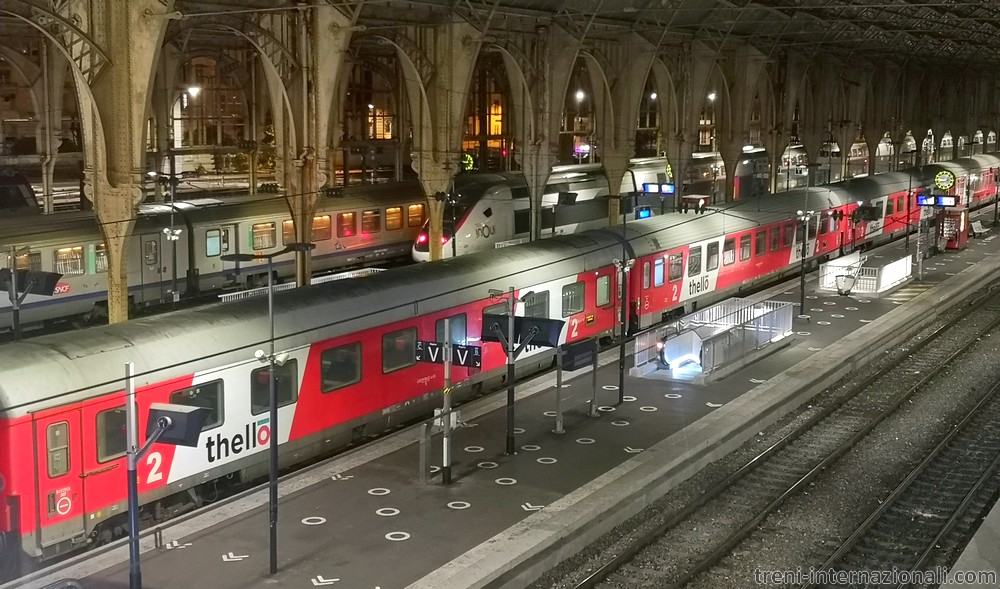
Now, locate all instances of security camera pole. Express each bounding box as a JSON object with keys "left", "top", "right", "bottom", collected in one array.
[
  {"left": 222, "top": 242, "right": 315, "bottom": 574},
  {"left": 489, "top": 287, "right": 540, "bottom": 455}
]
